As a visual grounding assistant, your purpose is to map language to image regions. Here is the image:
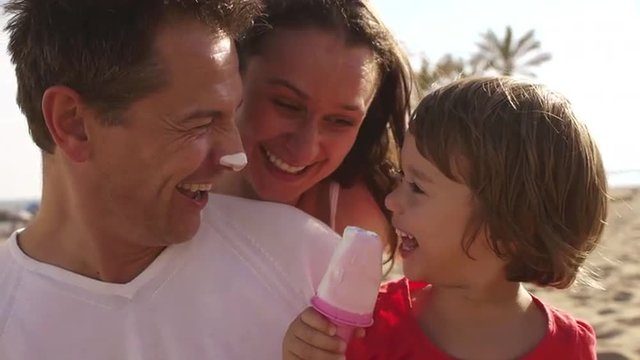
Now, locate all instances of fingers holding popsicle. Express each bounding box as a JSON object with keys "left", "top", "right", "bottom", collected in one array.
[{"left": 283, "top": 307, "right": 349, "bottom": 360}]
